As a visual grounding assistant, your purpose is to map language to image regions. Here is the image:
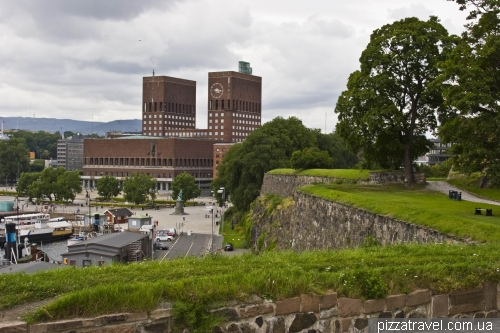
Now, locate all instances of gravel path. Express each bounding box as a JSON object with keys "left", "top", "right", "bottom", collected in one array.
[{"left": 426, "top": 181, "right": 500, "bottom": 206}]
